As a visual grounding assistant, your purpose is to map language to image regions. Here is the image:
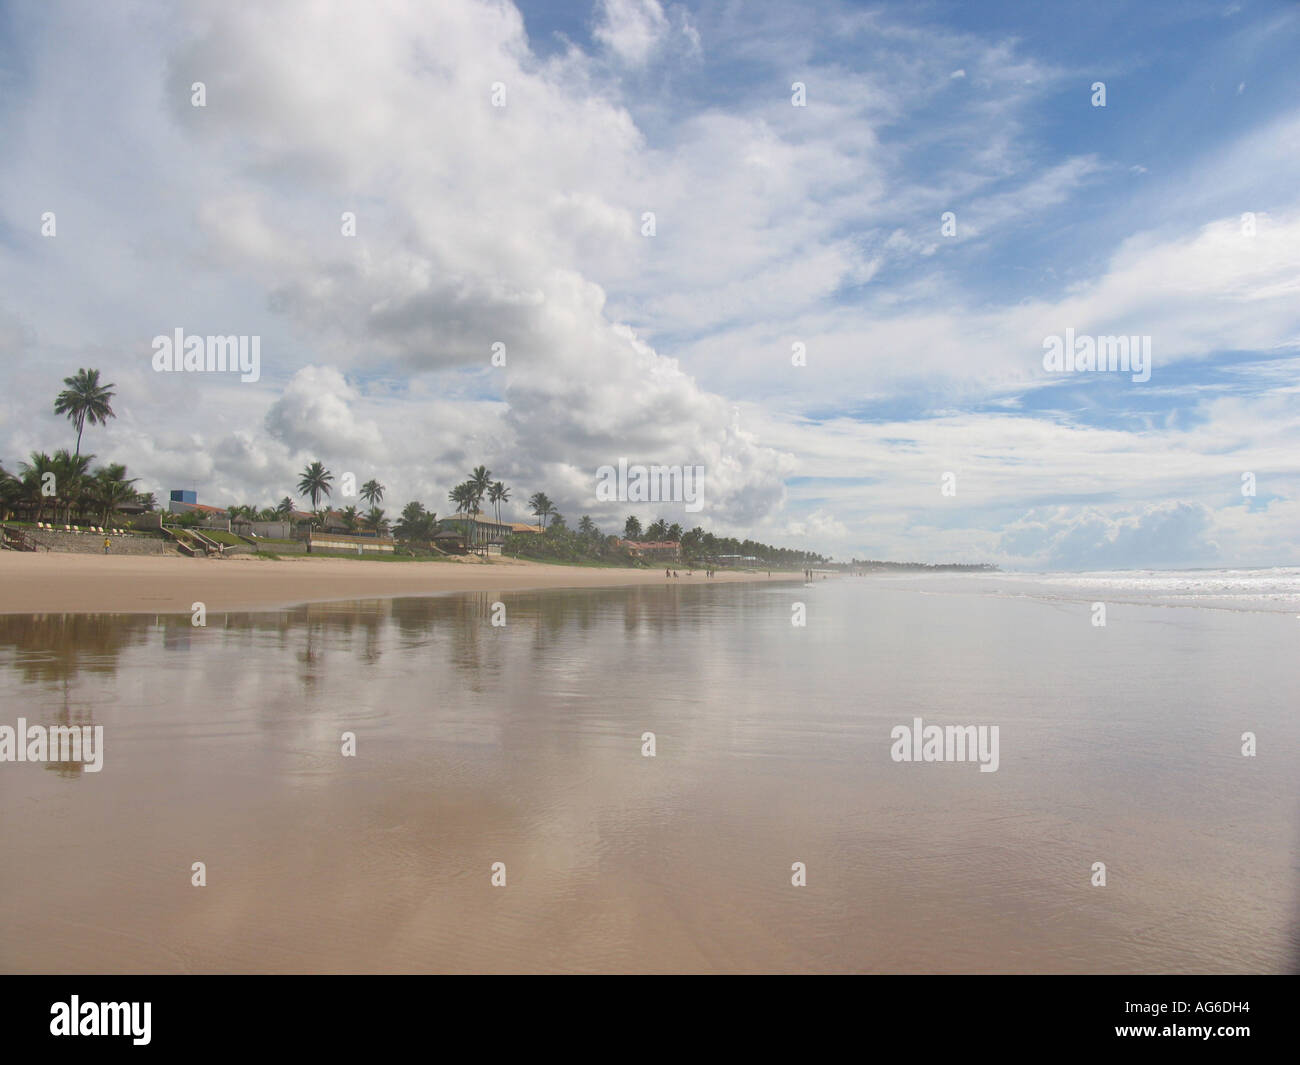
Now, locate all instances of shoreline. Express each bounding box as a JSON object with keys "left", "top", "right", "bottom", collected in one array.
[{"left": 0, "top": 552, "right": 801, "bottom": 615}]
